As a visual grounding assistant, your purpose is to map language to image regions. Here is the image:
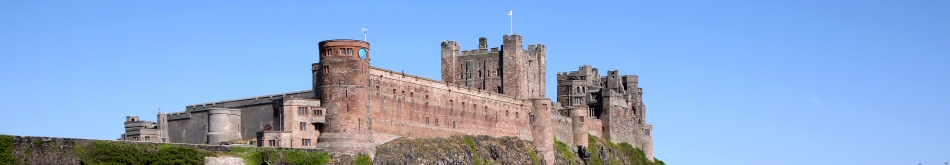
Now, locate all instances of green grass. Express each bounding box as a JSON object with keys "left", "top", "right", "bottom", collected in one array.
[
  {"left": 553, "top": 137, "right": 576, "bottom": 165},
  {"left": 617, "top": 142, "right": 654, "bottom": 165},
  {"left": 463, "top": 136, "right": 483, "bottom": 165},
  {"left": 229, "top": 147, "right": 330, "bottom": 165},
  {"left": 587, "top": 134, "right": 604, "bottom": 165},
  {"left": 528, "top": 147, "right": 541, "bottom": 165}
]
